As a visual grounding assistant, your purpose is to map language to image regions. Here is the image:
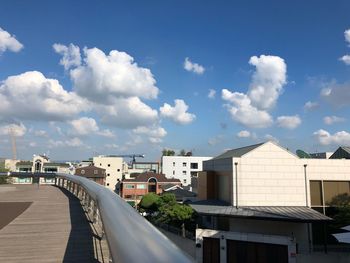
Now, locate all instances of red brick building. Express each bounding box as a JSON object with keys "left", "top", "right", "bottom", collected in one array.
[
  {"left": 120, "top": 172, "right": 181, "bottom": 203},
  {"left": 75, "top": 165, "right": 106, "bottom": 186}
]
